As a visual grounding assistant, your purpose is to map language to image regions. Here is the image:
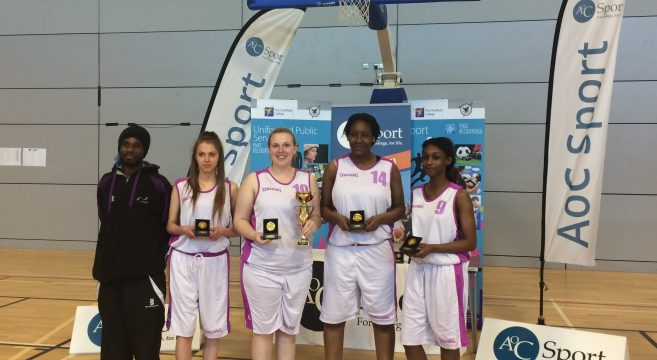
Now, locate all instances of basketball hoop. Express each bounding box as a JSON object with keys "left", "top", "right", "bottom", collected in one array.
[{"left": 339, "top": 0, "right": 370, "bottom": 26}]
